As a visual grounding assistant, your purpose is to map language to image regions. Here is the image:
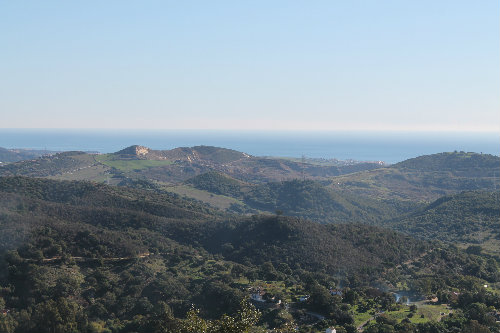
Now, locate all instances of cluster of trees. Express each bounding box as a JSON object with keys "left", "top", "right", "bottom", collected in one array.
[
  {"left": 0, "top": 297, "right": 265, "bottom": 333},
  {"left": 186, "top": 171, "right": 245, "bottom": 198}
]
